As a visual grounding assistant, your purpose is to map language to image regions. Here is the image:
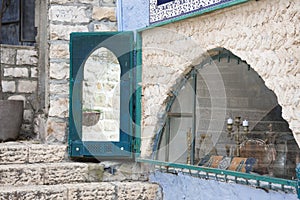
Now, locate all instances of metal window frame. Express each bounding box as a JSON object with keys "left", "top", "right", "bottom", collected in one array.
[{"left": 69, "top": 31, "right": 141, "bottom": 159}]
